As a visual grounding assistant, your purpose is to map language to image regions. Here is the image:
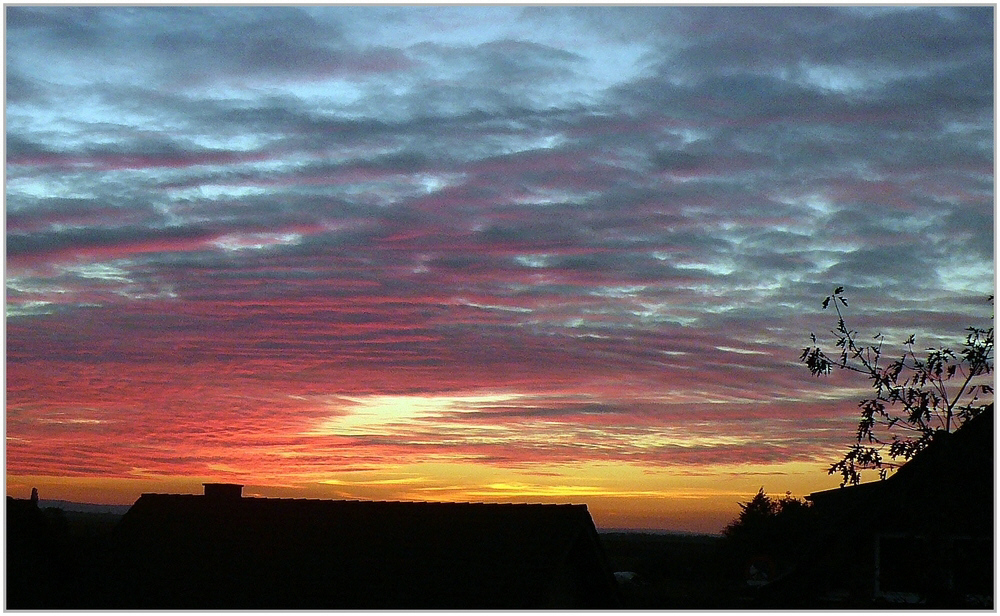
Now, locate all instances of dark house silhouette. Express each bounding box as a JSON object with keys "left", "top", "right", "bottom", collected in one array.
[
  {"left": 105, "top": 485, "right": 621, "bottom": 609},
  {"left": 7, "top": 494, "right": 51, "bottom": 608},
  {"left": 802, "top": 406, "right": 993, "bottom": 607},
  {"left": 6, "top": 492, "right": 74, "bottom": 609}
]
